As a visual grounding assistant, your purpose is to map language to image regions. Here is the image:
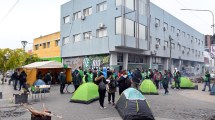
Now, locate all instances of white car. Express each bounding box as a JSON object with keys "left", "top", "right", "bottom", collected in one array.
[
  {"left": 6, "top": 70, "right": 13, "bottom": 77},
  {"left": 210, "top": 73, "right": 215, "bottom": 79}
]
